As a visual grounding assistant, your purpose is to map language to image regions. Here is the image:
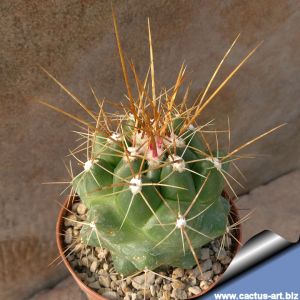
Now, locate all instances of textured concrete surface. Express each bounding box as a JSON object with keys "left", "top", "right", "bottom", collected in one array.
[
  {"left": 1, "top": 1, "right": 300, "bottom": 300},
  {"left": 27, "top": 170, "right": 300, "bottom": 300},
  {"left": 28, "top": 277, "right": 86, "bottom": 300},
  {"left": 238, "top": 169, "right": 300, "bottom": 244}
]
